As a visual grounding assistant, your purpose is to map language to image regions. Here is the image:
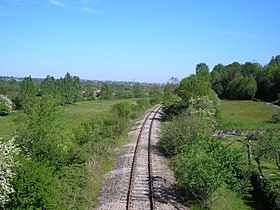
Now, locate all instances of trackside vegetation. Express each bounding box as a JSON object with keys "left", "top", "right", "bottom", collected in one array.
[
  {"left": 160, "top": 60, "right": 280, "bottom": 209},
  {"left": 0, "top": 73, "right": 162, "bottom": 209}
]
